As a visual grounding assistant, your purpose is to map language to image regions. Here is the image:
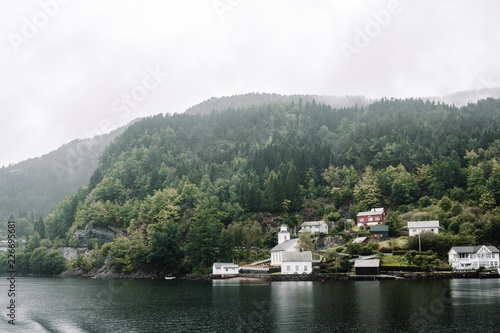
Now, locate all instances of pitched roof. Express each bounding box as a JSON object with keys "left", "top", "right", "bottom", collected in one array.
[
  {"left": 370, "top": 225, "right": 389, "bottom": 232},
  {"left": 352, "top": 236, "right": 369, "bottom": 244},
  {"left": 282, "top": 251, "right": 312, "bottom": 262},
  {"left": 213, "top": 263, "right": 239, "bottom": 269},
  {"left": 301, "top": 221, "right": 326, "bottom": 226},
  {"left": 357, "top": 208, "right": 385, "bottom": 217},
  {"left": 354, "top": 259, "right": 380, "bottom": 267},
  {"left": 407, "top": 221, "right": 440, "bottom": 228},
  {"left": 270, "top": 238, "right": 299, "bottom": 252},
  {"left": 450, "top": 245, "right": 500, "bottom": 254}
]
